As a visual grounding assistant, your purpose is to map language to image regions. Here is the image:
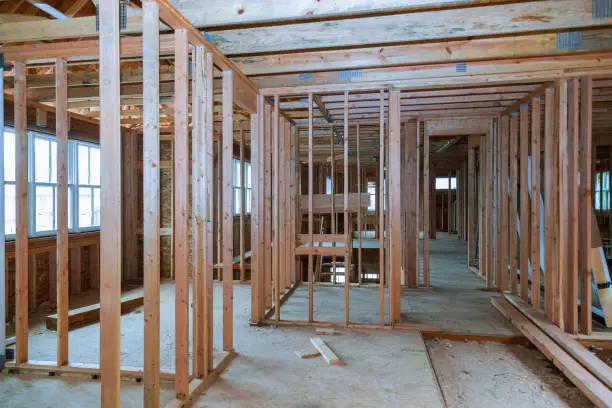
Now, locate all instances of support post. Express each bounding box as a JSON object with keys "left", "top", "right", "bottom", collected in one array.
[
  {"left": 379, "top": 90, "right": 385, "bottom": 325},
  {"left": 520, "top": 104, "right": 530, "bottom": 300},
  {"left": 0, "top": 53, "right": 5, "bottom": 370},
  {"left": 499, "top": 116, "right": 509, "bottom": 292},
  {"left": 308, "top": 93, "right": 314, "bottom": 322},
  {"left": 531, "top": 97, "right": 542, "bottom": 309},
  {"left": 222, "top": 70, "right": 234, "bottom": 350},
  {"left": 142, "top": 1, "right": 160, "bottom": 403},
  {"left": 343, "top": 90, "right": 350, "bottom": 325},
  {"left": 98, "top": 0, "right": 121, "bottom": 403},
  {"left": 509, "top": 113, "right": 519, "bottom": 295},
  {"left": 544, "top": 87, "right": 558, "bottom": 321},
  {"left": 406, "top": 120, "right": 418, "bottom": 288},
  {"left": 423, "top": 123, "right": 430, "bottom": 286},
  {"left": 240, "top": 130, "right": 246, "bottom": 282},
  {"left": 203, "top": 51, "right": 214, "bottom": 372},
  {"left": 579, "top": 77, "right": 593, "bottom": 335},
  {"left": 566, "top": 78, "right": 579, "bottom": 334},
  {"left": 272, "top": 94, "right": 280, "bottom": 322},
  {"left": 557, "top": 79, "right": 568, "bottom": 331},
  {"left": 56, "top": 57, "right": 69, "bottom": 366},
  {"left": 467, "top": 148, "right": 475, "bottom": 266},
  {"left": 389, "top": 88, "right": 402, "bottom": 323},
  {"left": 173, "top": 28, "right": 190, "bottom": 399}
]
